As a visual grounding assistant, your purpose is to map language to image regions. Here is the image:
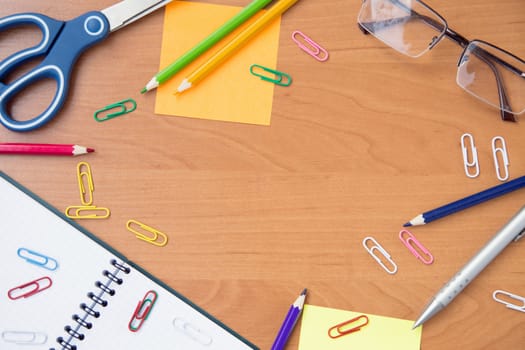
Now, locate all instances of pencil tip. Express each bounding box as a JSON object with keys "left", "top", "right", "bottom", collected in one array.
[
  {"left": 403, "top": 222, "right": 412, "bottom": 227},
  {"left": 301, "top": 288, "right": 307, "bottom": 295},
  {"left": 87, "top": 148, "right": 95, "bottom": 153},
  {"left": 140, "top": 87, "right": 147, "bottom": 94}
]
